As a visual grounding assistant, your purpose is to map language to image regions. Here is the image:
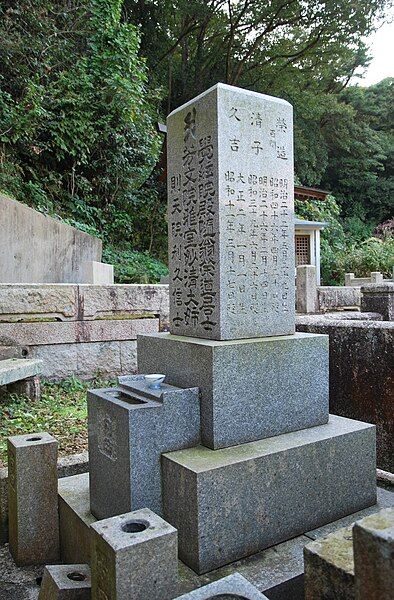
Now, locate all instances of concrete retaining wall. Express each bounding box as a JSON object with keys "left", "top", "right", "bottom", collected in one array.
[
  {"left": 296, "top": 315, "right": 394, "bottom": 472},
  {"left": 0, "top": 194, "right": 102, "bottom": 283}
]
